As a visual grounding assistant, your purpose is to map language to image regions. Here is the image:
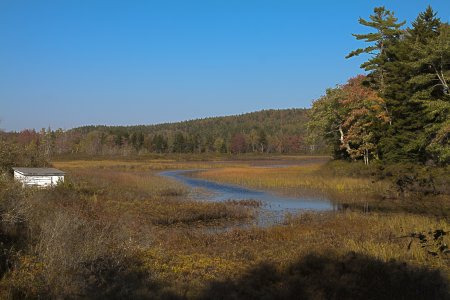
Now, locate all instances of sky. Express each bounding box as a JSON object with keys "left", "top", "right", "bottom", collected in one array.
[{"left": 1, "top": 1, "right": 449, "bottom": 131}]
